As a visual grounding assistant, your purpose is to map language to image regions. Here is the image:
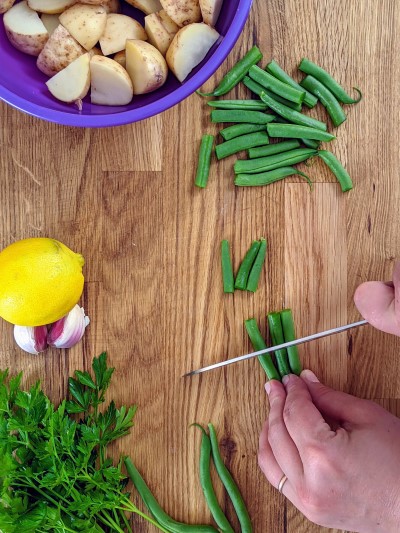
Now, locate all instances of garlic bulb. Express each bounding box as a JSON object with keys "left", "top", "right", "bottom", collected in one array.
[
  {"left": 14, "top": 325, "right": 48, "bottom": 355},
  {"left": 47, "top": 305, "right": 90, "bottom": 349}
]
